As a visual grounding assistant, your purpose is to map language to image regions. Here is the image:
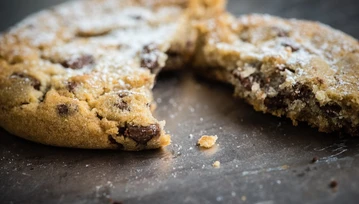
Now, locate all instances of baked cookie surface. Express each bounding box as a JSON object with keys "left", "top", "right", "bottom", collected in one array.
[{"left": 194, "top": 14, "right": 359, "bottom": 135}]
